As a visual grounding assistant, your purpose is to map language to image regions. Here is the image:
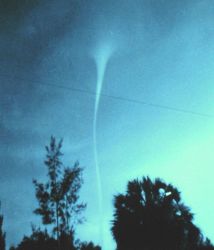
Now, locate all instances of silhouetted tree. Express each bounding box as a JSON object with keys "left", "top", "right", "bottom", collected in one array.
[
  {"left": 0, "top": 205, "right": 6, "bottom": 250},
  {"left": 112, "top": 176, "right": 214, "bottom": 250},
  {"left": 198, "top": 238, "right": 214, "bottom": 250},
  {"left": 11, "top": 229, "right": 101, "bottom": 250},
  {"left": 33, "top": 137, "right": 86, "bottom": 248},
  {"left": 10, "top": 227, "right": 58, "bottom": 250},
  {"left": 79, "top": 242, "right": 101, "bottom": 250}
]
